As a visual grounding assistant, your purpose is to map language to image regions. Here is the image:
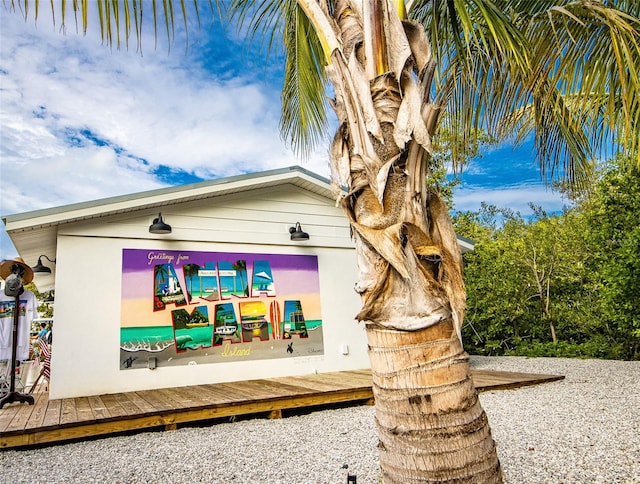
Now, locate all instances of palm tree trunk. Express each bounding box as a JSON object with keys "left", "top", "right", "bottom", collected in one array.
[
  {"left": 333, "top": 62, "right": 502, "bottom": 483},
  {"left": 368, "top": 320, "right": 501, "bottom": 482},
  {"left": 347, "top": 172, "right": 503, "bottom": 482},
  {"left": 309, "top": 1, "right": 503, "bottom": 480}
]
